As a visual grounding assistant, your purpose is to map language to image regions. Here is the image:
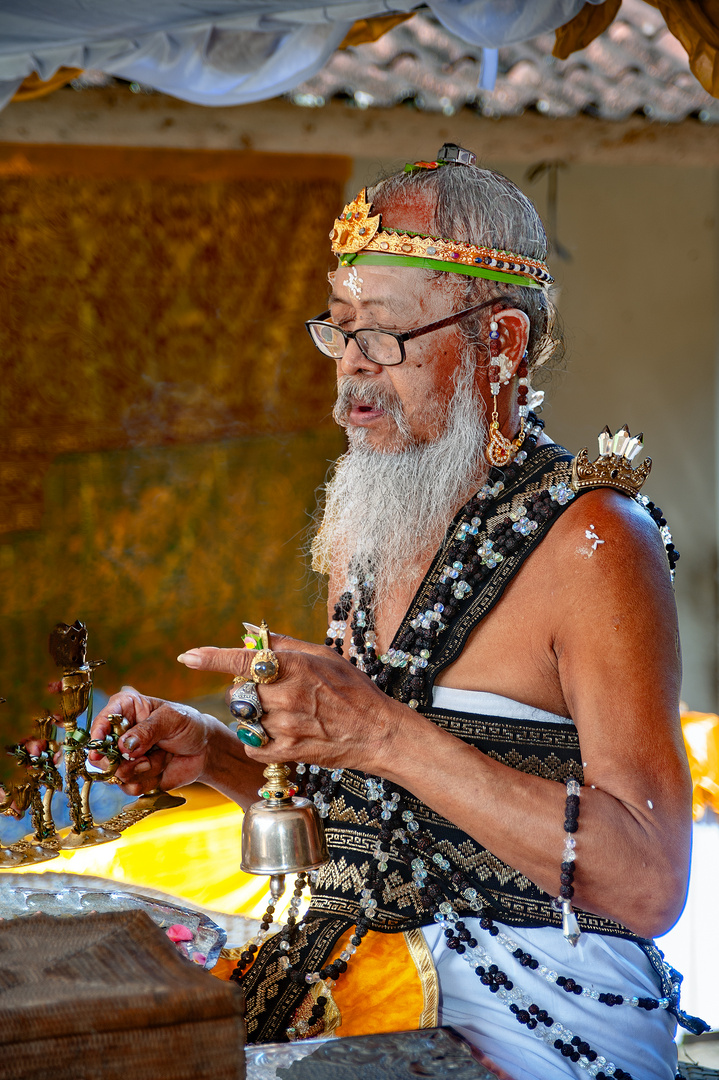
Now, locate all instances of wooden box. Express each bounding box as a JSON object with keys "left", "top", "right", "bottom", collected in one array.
[{"left": 0, "top": 909, "right": 245, "bottom": 1080}]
